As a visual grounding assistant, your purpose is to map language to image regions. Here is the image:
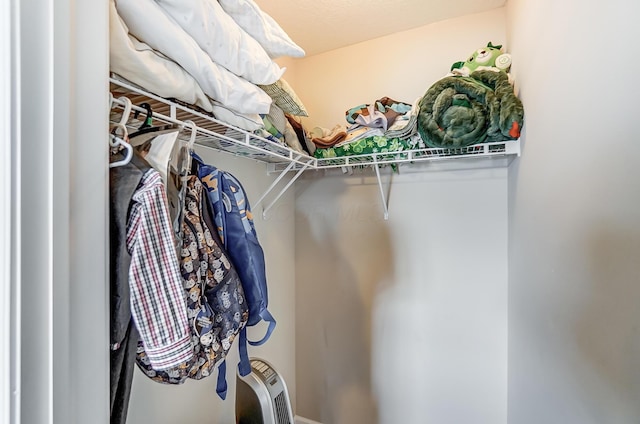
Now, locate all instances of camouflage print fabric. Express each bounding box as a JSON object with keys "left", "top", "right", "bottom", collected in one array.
[{"left": 136, "top": 175, "right": 248, "bottom": 384}]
